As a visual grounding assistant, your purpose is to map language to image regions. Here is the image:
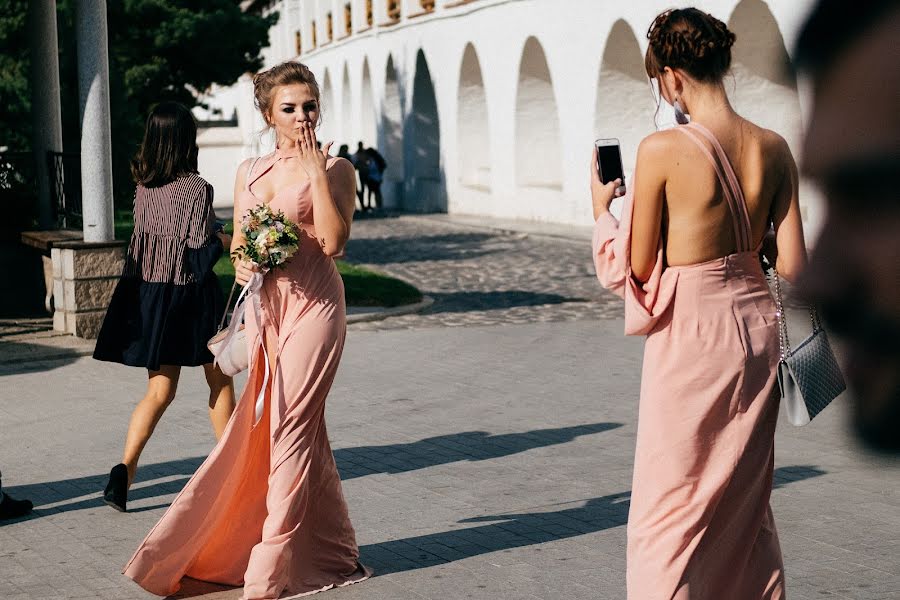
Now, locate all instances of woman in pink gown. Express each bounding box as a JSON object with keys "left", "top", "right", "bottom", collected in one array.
[
  {"left": 123, "top": 61, "right": 370, "bottom": 599},
  {"left": 591, "top": 9, "right": 807, "bottom": 599}
]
